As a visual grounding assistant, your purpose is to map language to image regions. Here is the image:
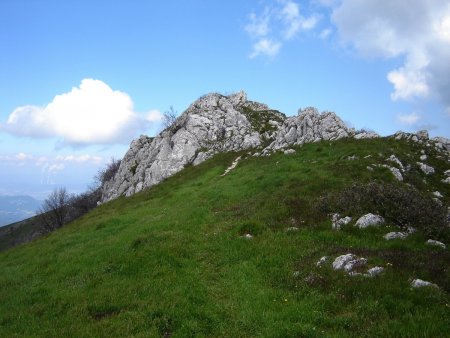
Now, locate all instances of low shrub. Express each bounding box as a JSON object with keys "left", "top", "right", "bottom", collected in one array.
[{"left": 316, "top": 182, "right": 448, "bottom": 239}]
